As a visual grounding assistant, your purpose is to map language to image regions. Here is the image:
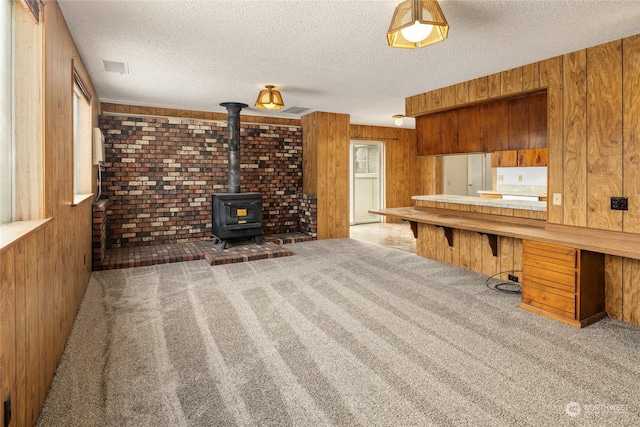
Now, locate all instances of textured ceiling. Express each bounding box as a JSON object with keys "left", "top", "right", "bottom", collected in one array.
[{"left": 59, "top": 0, "right": 640, "bottom": 128}]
